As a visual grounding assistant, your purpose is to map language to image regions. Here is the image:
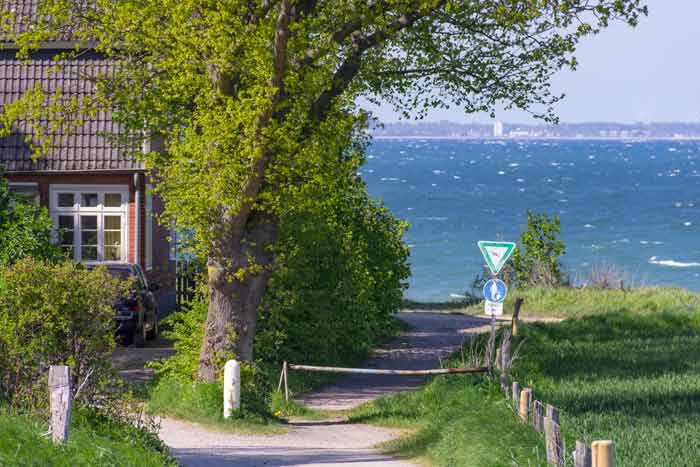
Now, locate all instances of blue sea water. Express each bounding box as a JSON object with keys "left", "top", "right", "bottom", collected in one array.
[{"left": 361, "top": 139, "right": 700, "bottom": 301}]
